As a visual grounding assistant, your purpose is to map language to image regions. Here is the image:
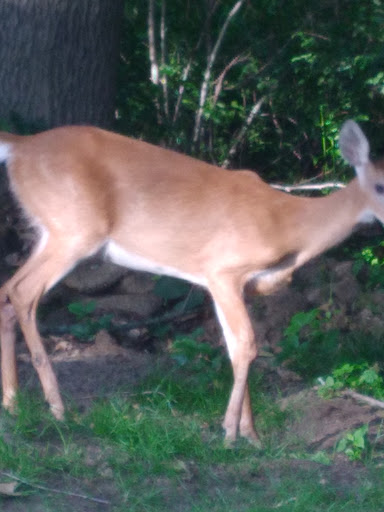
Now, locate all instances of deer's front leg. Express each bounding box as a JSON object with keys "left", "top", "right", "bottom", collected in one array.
[{"left": 210, "top": 276, "right": 259, "bottom": 444}]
